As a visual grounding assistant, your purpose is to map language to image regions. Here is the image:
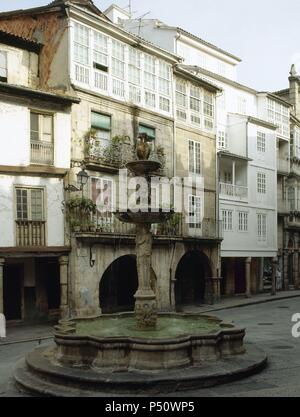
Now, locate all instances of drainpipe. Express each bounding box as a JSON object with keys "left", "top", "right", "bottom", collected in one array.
[{"left": 172, "top": 66, "right": 177, "bottom": 179}]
